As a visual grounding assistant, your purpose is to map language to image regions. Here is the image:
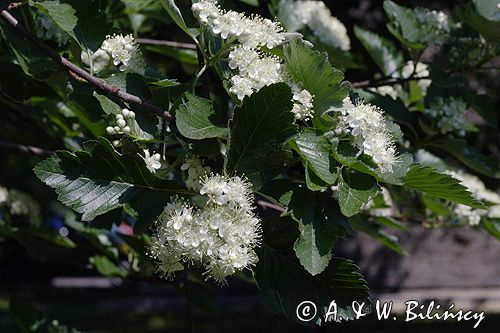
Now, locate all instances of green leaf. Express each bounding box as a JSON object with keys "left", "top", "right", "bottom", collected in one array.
[
  {"left": 283, "top": 38, "right": 351, "bottom": 118},
  {"left": 225, "top": 83, "right": 298, "bottom": 189},
  {"left": 305, "top": 163, "right": 329, "bottom": 191},
  {"left": 350, "top": 215, "right": 406, "bottom": 255},
  {"left": 289, "top": 129, "right": 338, "bottom": 186},
  {"left": 428, "top": 139, "right": 500, "bottom": 179},
  {"left": 483, "top": 218, "right": 500, "bottom": 240},
  {"left": 176, "top": 93, "right": 229, "bottom": 140},
  {"left": 255, "top": 216, "right": 370, "bottom": 324},
  {"left": 338, "top": 171, "right": 379, "bottom": 217},
  {"left": 383, "top": 1, "right": 425, "bottom": 48},
  {"left": 93, "top": 92, "right": 122, "bottom": 115},
  {"left": 33, "top": 0, "right": 111, "bottom": 51},
  {"left": 31, "top": 0, "right": 78, "bottom": 41},
  {"left": 331, "top": 139, "right": 413, "bottom": 184},
  {"left": 94, "top": 255, "right": 126, "bottom": 277},
  {"left": 288, "top": 189, "right": 349, "bottom": 275},
  {"left": 148, "top": 79, "right": 180, "bottom": 87},
  {"left": 0, "top": 24, "right": 57, "bottom": 78},
  {"left": 458, "top": 4, "right": 500, "bottom": 42},
  {"left": 161, "top": 0, "right": 196, "bottom": 40},
  {"left": 473, "top": 0, "right": 500, "bottom": 22},
  {"left": 354, "top": 26, "right": 403, "bottom": 76},
  {"left": 34, "top": 137, "right": 184, "bottom": 233},
  {"left": 403, "top": 165, "right": 485, "bottom": 208}
]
